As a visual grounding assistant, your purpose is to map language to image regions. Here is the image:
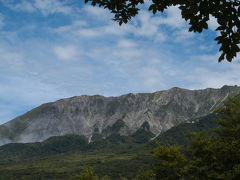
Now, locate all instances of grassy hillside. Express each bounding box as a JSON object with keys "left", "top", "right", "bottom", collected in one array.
[{"left": 0, "top": 149, "right": 153, "bottom": 180}]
